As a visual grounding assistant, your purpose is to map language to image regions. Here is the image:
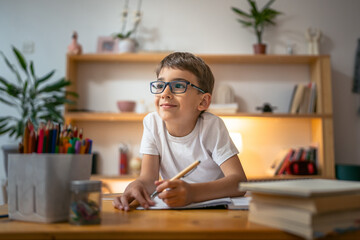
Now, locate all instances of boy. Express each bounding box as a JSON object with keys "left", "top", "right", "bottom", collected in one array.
[{"left": 113, "top": 52, "right": 247, "bottom": 211}]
